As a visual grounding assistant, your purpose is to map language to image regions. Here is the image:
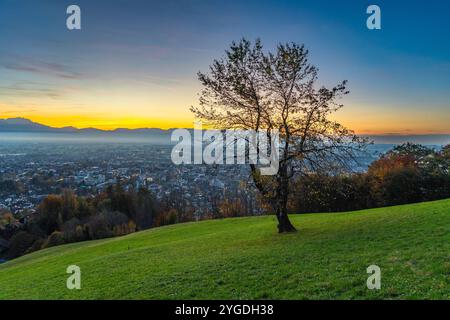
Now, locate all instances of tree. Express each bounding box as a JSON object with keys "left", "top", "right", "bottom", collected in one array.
[
  {"left": 442, "top": 144, "right": 450, "bottom": 160},
  {"left": 0, "top": 210, "right": 15, "bottom": 228},
  {"left": 61, "top": 189, "right": 78, "bottom": 223},
  {"left": 42, "top": 231, "right": 65, "bottom": 249},
  {"left": 191, "top": 39, "right": 366, "bottom": 232},
  {"left": 134, "top": 188, "right": 156, "bottom": 230},
  {"left": 36, "top": 195, "right": 64, "bottom": 234},
  {"left": 6, "top": 231, "right": 36, "bottom": 259}
]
